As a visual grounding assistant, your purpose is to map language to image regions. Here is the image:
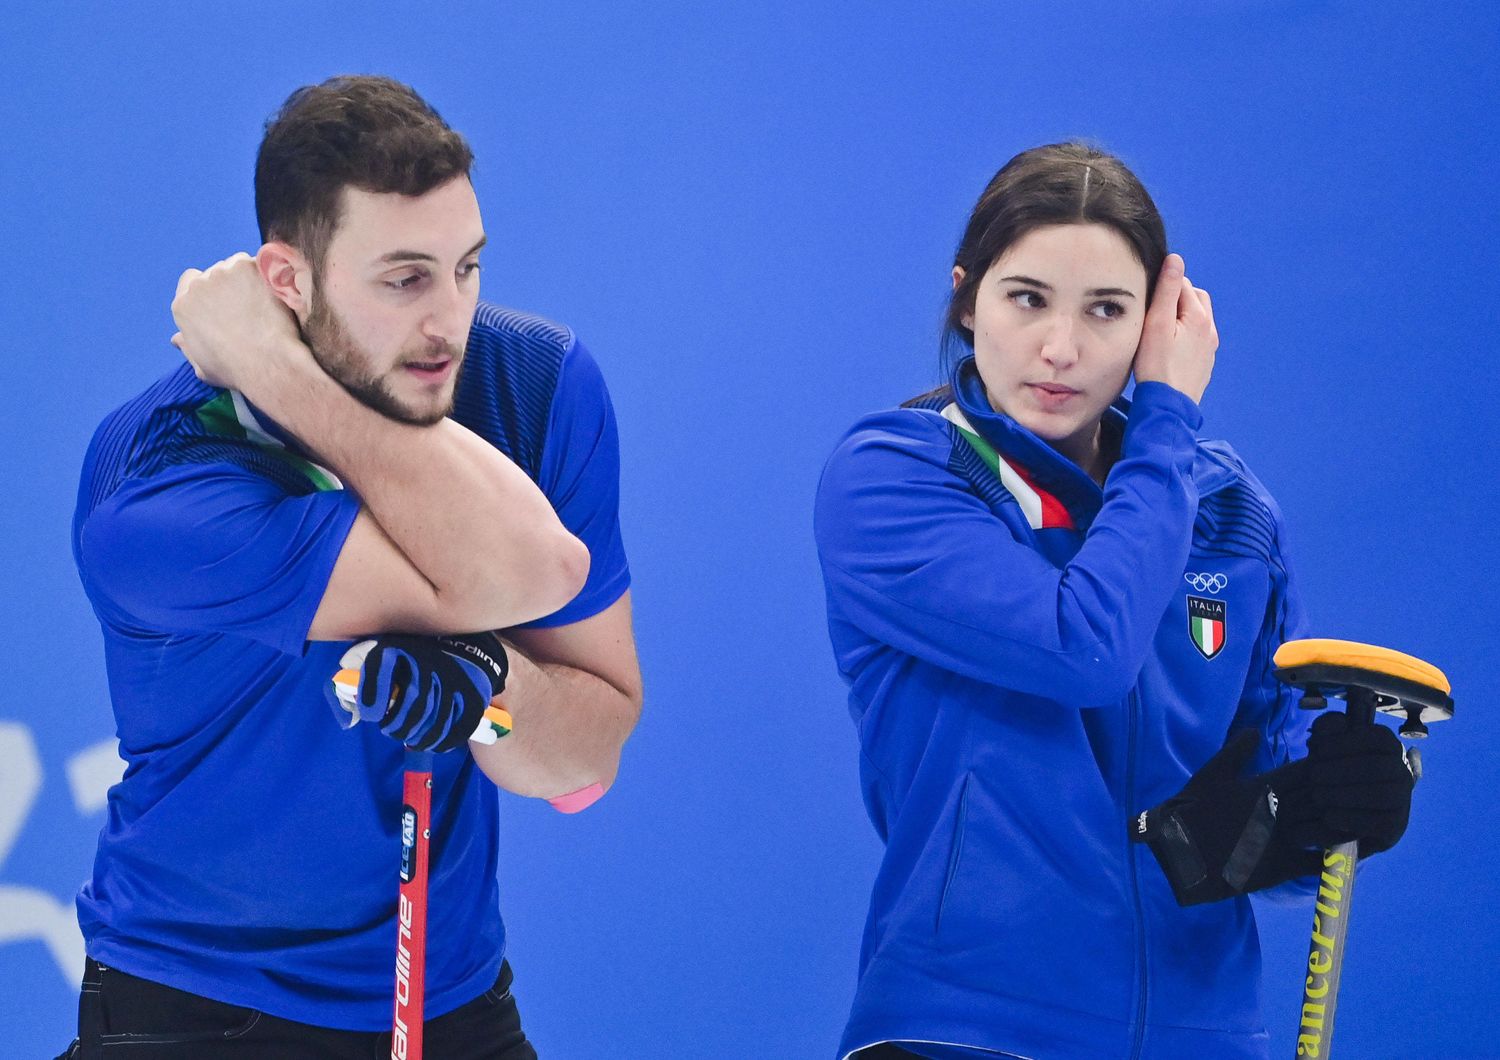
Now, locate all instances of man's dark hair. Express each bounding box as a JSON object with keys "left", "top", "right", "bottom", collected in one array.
[
  {"left": 254, "top": 75, "right": 474, "bottom": 272},
  {"left": 942, "top": 141, "right": 1168, "bottom": 372}
]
